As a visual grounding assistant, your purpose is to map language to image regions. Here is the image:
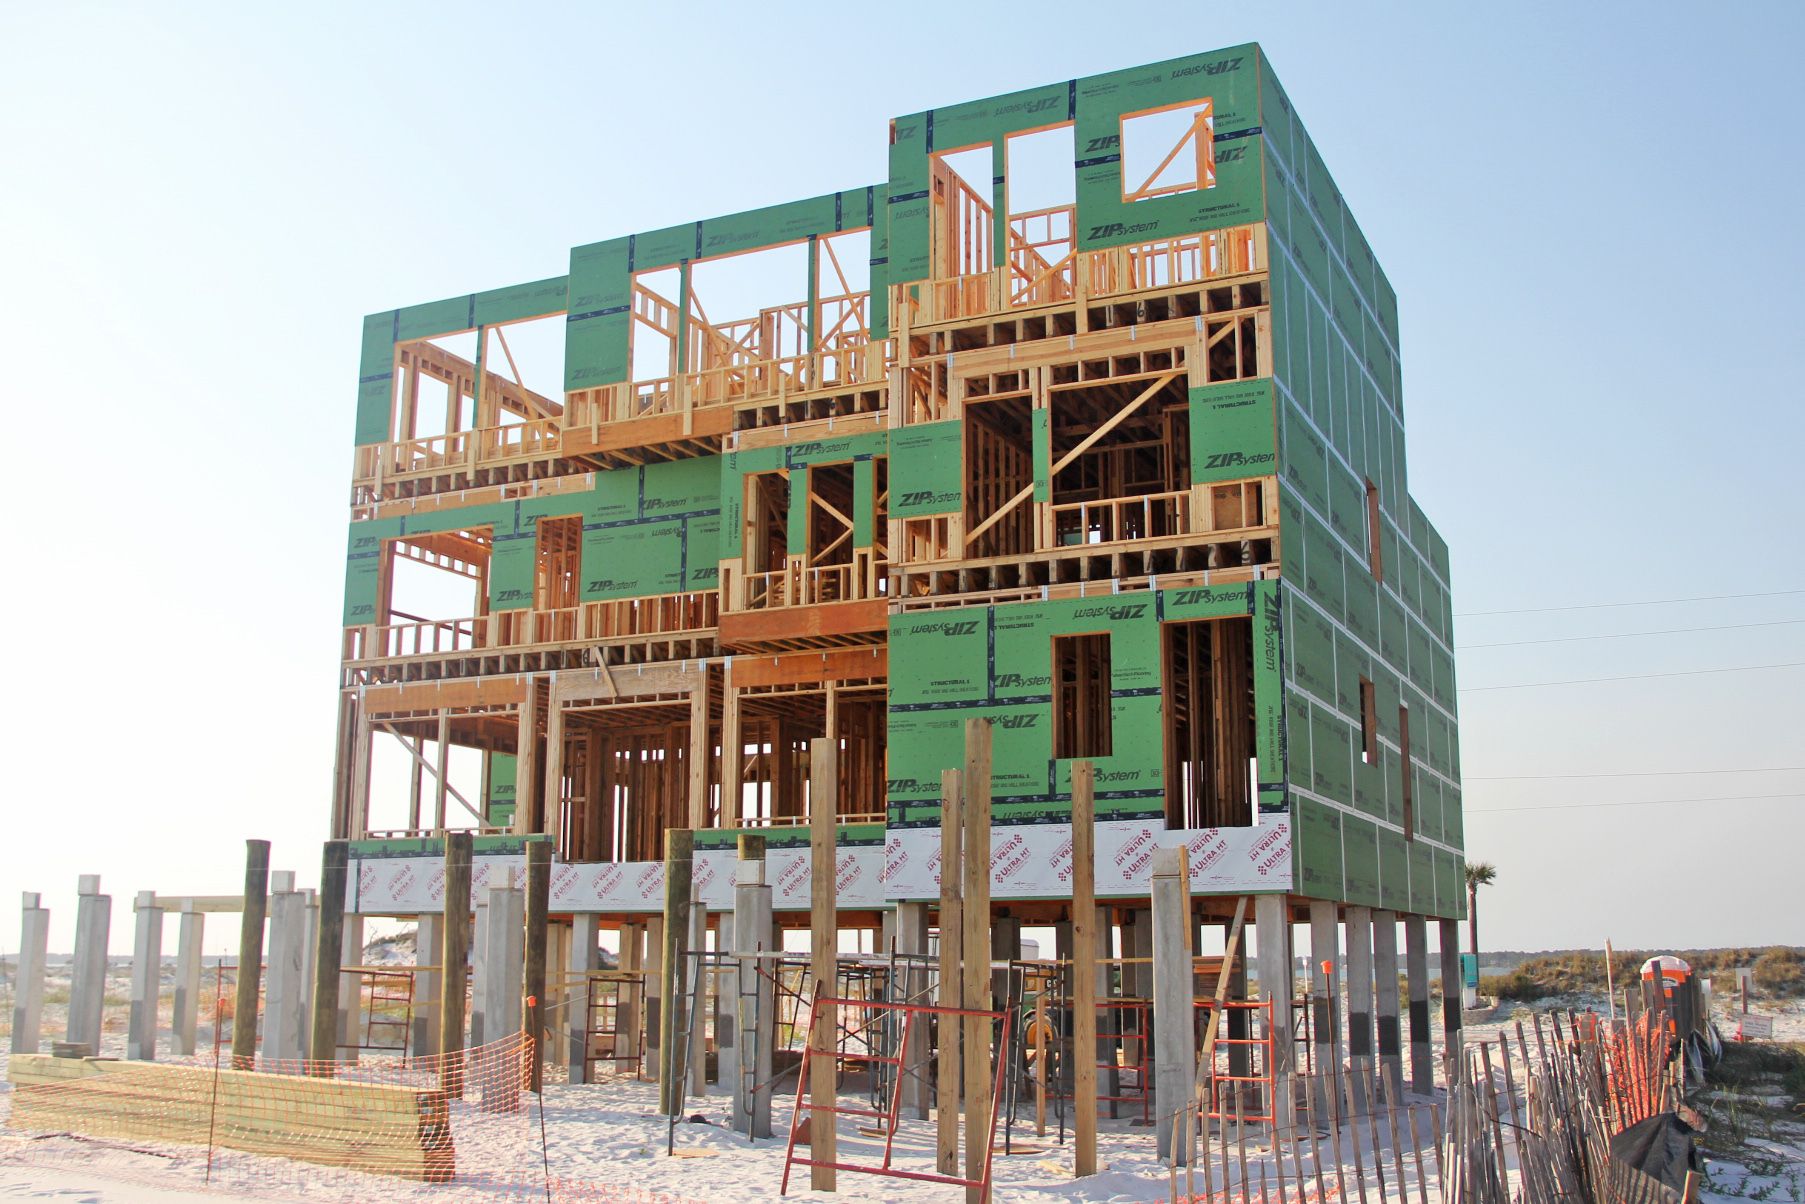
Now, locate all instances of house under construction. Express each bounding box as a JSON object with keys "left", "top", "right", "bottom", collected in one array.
[{"left": 330, "top": 42, "right": 1467, "bottom": 1139}]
